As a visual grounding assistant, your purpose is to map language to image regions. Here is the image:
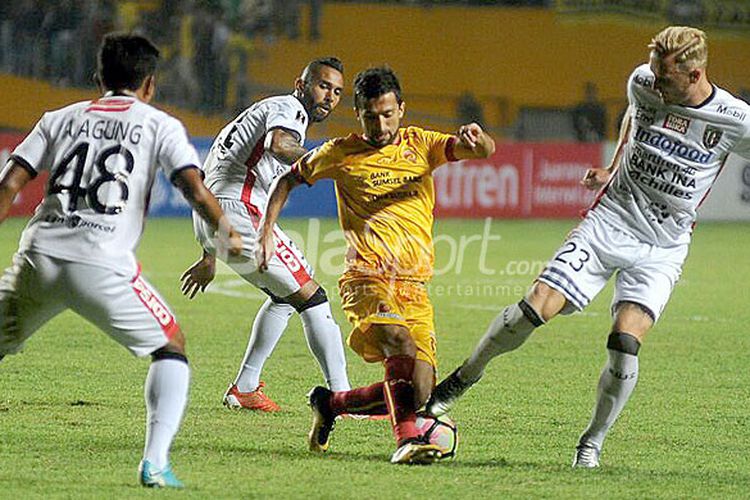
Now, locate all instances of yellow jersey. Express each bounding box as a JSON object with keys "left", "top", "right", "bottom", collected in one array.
[{"left": 294, "top": 126, "right": 457, "bottom": 281}]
